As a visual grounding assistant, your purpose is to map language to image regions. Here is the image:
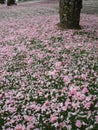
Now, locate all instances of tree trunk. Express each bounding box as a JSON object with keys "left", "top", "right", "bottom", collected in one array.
[
  {"left": 0, "top": 0, "right": 5, "bottom": 4},
  {"left": 7, "top": 0, "right": 17, "bottom": 6},
  {"left": 59, "top": 0, "right": 82, "bottom": 29}
]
